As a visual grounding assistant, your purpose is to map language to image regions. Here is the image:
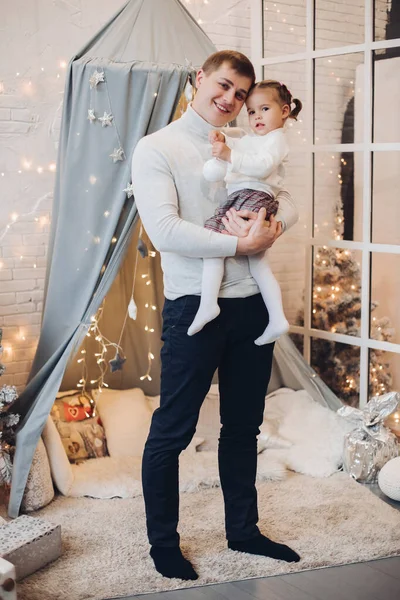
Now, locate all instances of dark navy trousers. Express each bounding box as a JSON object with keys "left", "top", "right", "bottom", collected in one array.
[{"left": 141, "top": 293, "right": 274, "bottom": 547}]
